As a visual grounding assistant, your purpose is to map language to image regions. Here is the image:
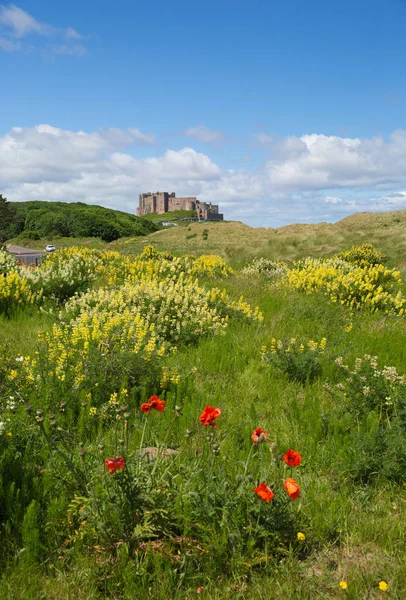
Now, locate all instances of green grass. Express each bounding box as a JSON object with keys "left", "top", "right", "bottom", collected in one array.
[
  {"left": 1, "top": 215, "right": 406, "bottom": 598},
  {"left": 139, "top": 209, "right": 197, "bottom": 224}
]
